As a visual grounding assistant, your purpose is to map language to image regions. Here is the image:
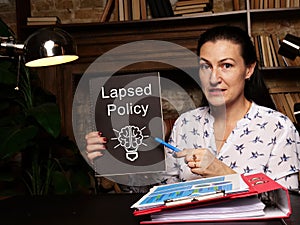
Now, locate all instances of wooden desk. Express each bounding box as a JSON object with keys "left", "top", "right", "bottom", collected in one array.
[{"left": 0, "top": 193, "right": 298, "bottom": 225}]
